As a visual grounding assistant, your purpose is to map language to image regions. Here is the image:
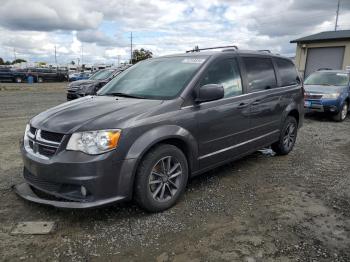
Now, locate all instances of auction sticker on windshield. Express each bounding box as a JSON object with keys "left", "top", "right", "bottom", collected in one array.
[{"left": 182, "top": 58, "right": 205, "bottom": 64}]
